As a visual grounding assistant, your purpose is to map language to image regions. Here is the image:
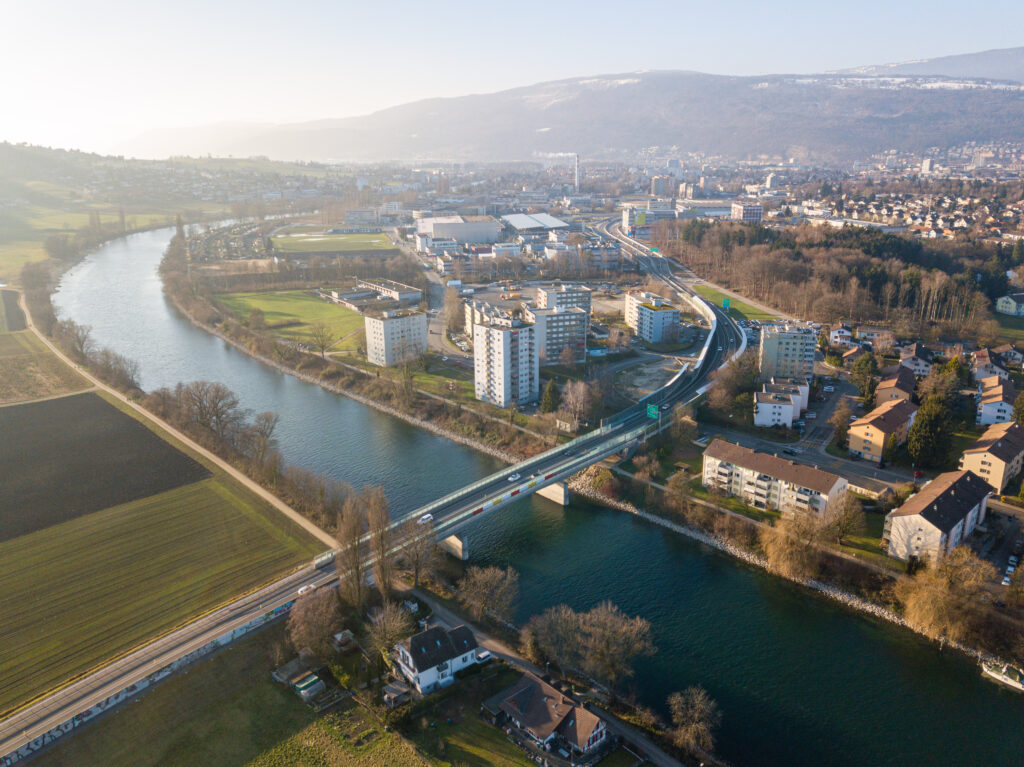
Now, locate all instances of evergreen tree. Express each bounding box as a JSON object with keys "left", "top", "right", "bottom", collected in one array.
[
  {"left": 850, "top": 353, "right": 879, "bottom": 400},
  {"left": 907, "top": 396, "right": 952, "bottom": 469},
  {"left": 1013, "top": 390, "right": 1024, "bottom": 426},
  {"left": 883, "top": 433, "right": 899, "bottom": 465},
  {"left": 540, "top": 379, "right": 560, "bottom": 413}
]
